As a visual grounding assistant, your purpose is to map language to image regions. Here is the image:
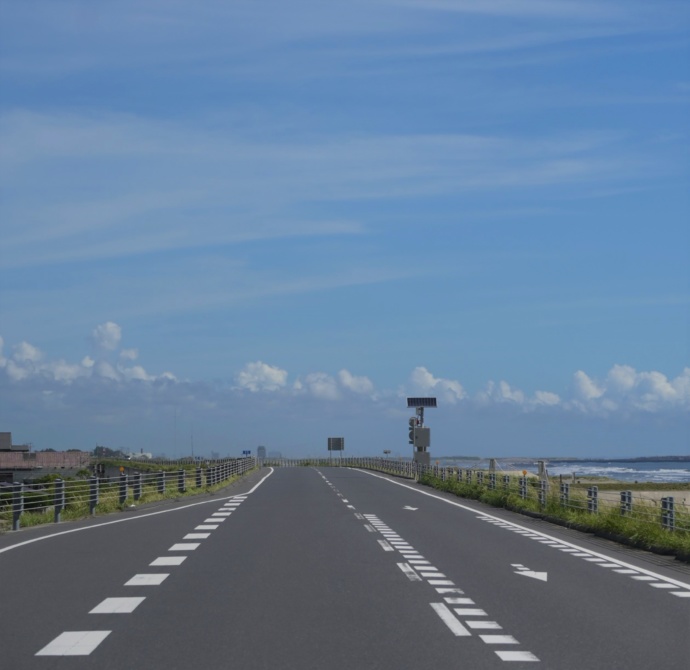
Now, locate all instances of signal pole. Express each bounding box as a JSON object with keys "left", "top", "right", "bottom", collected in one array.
[{"left": 407, "top": 397, "right": 437, "bottom": 466}]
